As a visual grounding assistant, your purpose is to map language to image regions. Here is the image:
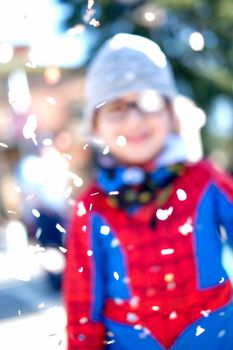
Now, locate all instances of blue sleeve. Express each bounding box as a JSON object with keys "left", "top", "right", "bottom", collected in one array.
[{"left": 213, "top": 174, "right": 233, "bottom": 248}]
